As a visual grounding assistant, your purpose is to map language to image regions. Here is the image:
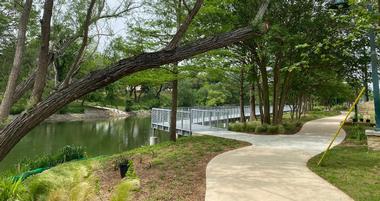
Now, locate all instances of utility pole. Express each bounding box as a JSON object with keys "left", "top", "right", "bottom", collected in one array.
[{"left": 368, "top": 4, "right": 380, "bottom": 130}]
